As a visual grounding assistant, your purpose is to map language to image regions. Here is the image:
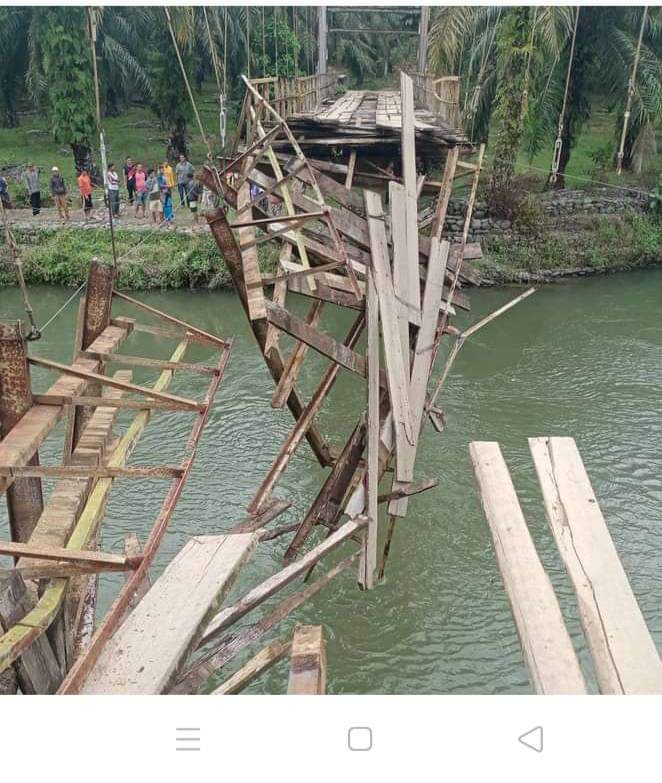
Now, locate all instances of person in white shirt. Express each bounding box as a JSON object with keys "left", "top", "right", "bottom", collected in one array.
[{"left": 106, "top": 163, "right": 120, "bottom": 218}]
